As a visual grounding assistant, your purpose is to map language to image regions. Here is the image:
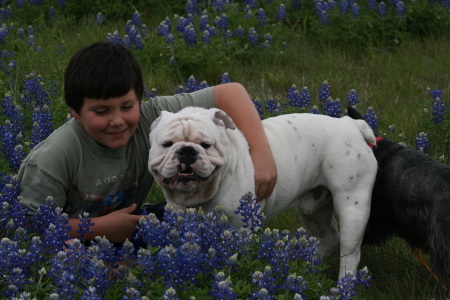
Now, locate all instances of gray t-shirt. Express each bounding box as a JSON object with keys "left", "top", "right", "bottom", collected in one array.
[{"left": 18, "top": 87, "right": 215, "bottom": 218}]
